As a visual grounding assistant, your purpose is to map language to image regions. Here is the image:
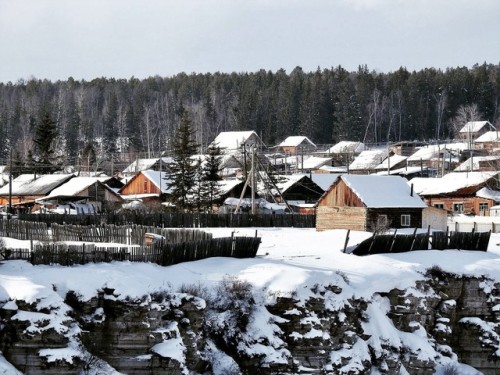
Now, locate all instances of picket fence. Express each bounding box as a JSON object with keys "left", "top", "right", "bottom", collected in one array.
[{"left": 2, "top": 236, "right": 261, "bottom": 266}]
